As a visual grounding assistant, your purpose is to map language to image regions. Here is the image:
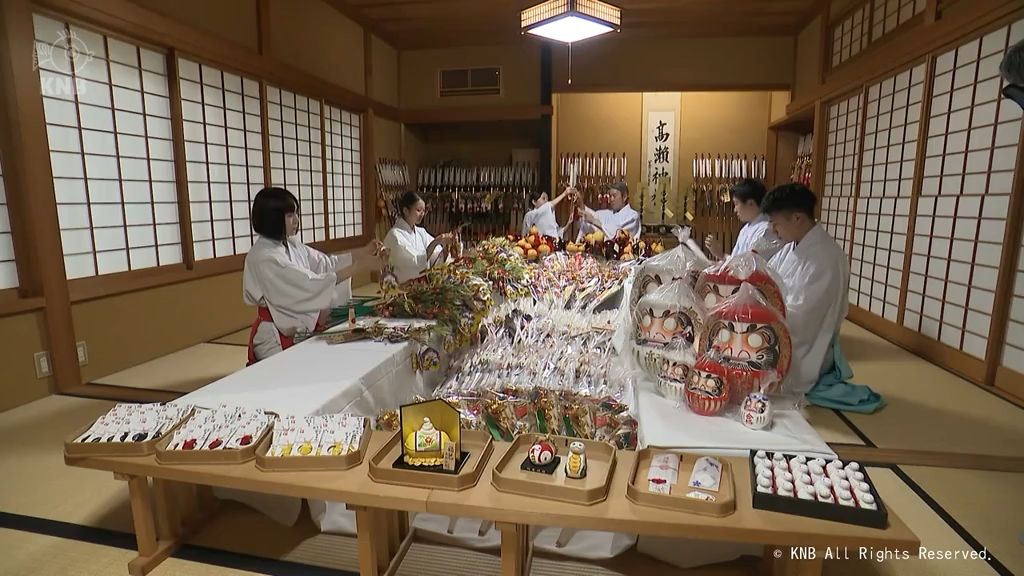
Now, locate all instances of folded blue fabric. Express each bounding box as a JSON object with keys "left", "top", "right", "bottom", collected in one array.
[{"left": 806, "top": 332, "right": 886, "bottom": 414}]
